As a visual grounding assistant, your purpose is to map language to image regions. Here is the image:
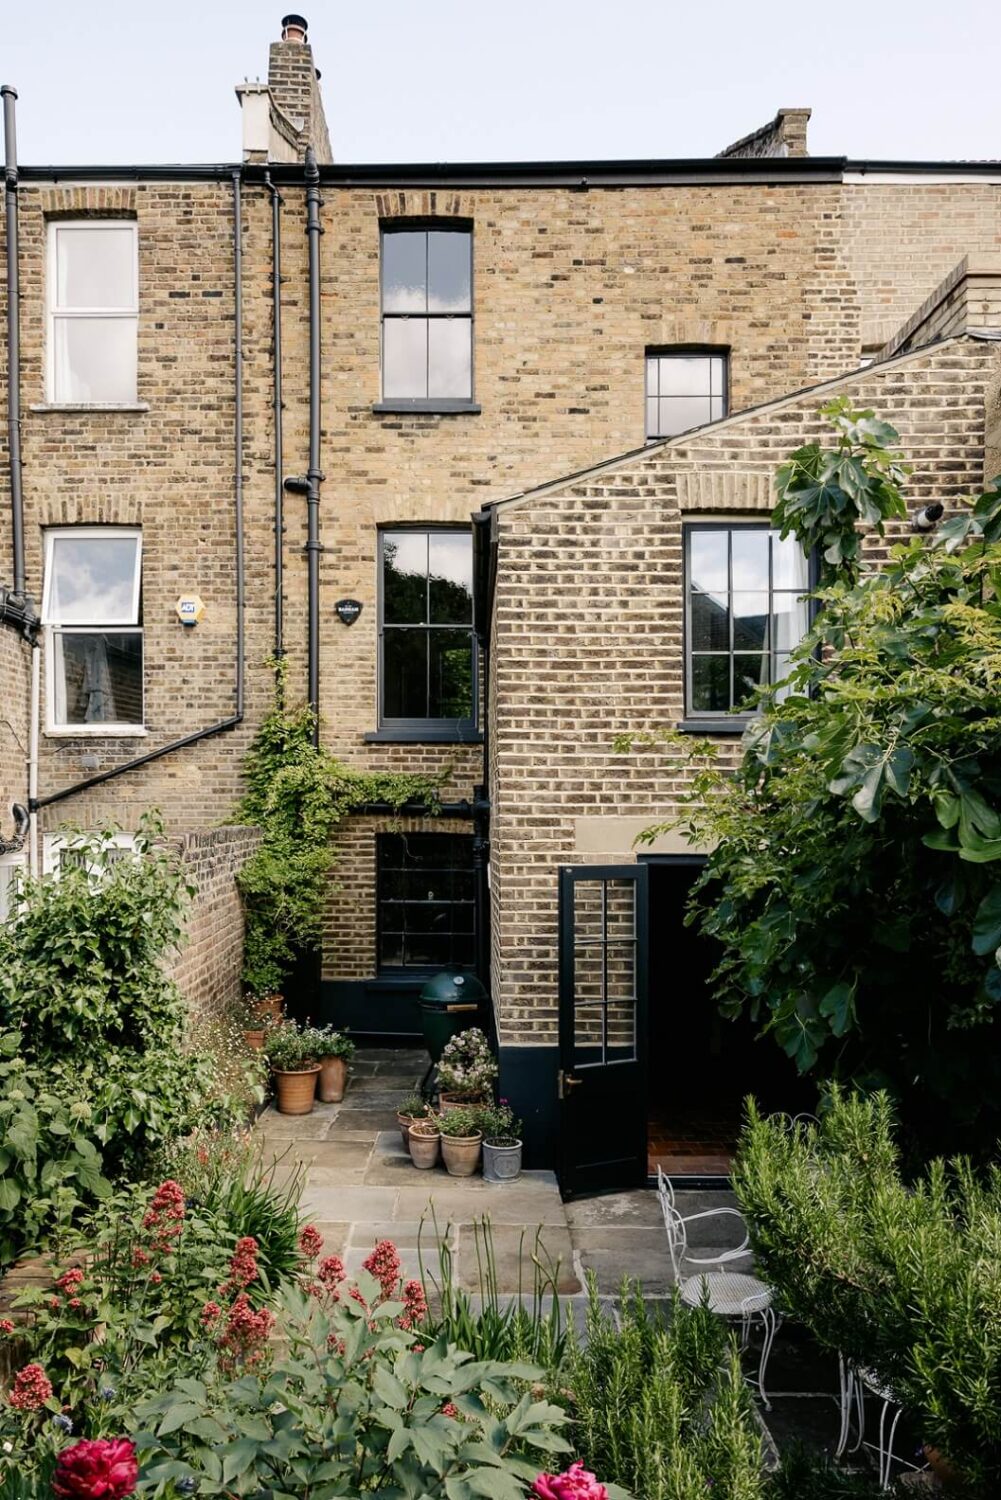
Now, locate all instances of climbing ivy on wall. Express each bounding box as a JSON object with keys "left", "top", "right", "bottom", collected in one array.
[{"left": 237, "top": 663, "right": 449, "bottom": 998}]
